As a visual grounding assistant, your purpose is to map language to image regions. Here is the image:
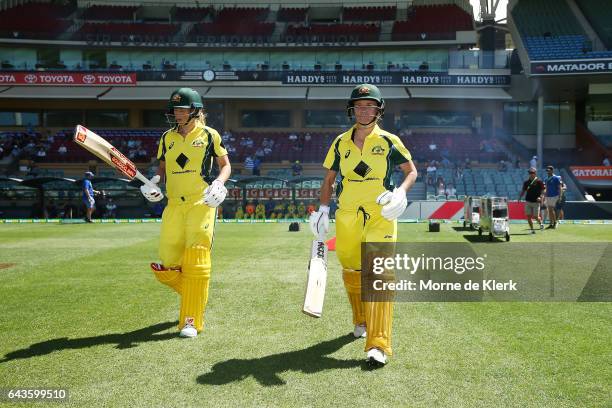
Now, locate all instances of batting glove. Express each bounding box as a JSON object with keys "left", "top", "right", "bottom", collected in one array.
[
  {"left": 309, "top": 205, "right": 330, "bottom": 240},
  {"left": 380, "top": 188, "right": 407, "bottom": 221},
  {"left": 140, "top": 175, "right": 164, "bottom": 202},
  {"left": 203, "top": 179, "right": 227, "bottom": 208}
]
